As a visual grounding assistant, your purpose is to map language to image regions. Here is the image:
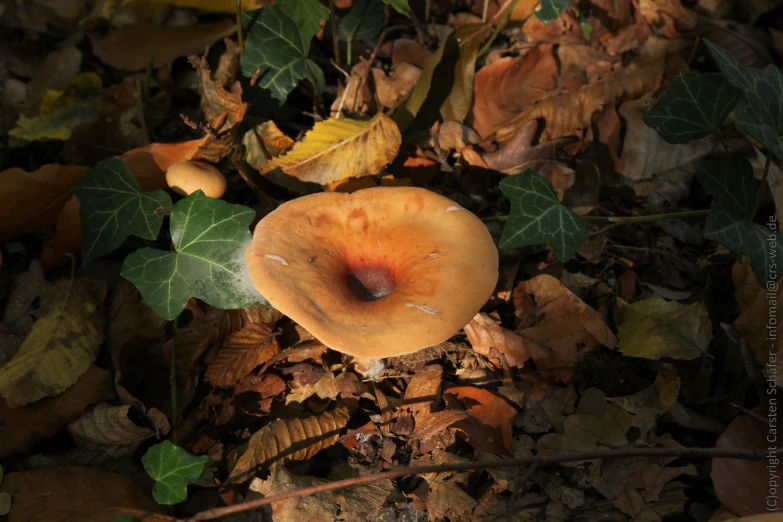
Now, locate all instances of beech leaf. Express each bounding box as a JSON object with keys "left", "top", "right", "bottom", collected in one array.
[
  {"left": 643, "top": 72, "right": 741, "bottom": 143},
  {"left": 499, "top": 169, "right": 587, "bottom": 261},
  {"left": 616, "top": 297, "right": 712, "bottom": 360},
  {"left": 241, "top": 6, "right": 324, "bottom": 102},
  {"left": 142, "top": 441, "right": 210, "bottom": 505},
  {"left": 262, "top": 113, "right": 402, "bottom": 184},
  {"left": 121, "top": 191, "right": 266, "bottom": 321},
  {"left": 73, "top": 158, "right": 172, "bottom": 267}
]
